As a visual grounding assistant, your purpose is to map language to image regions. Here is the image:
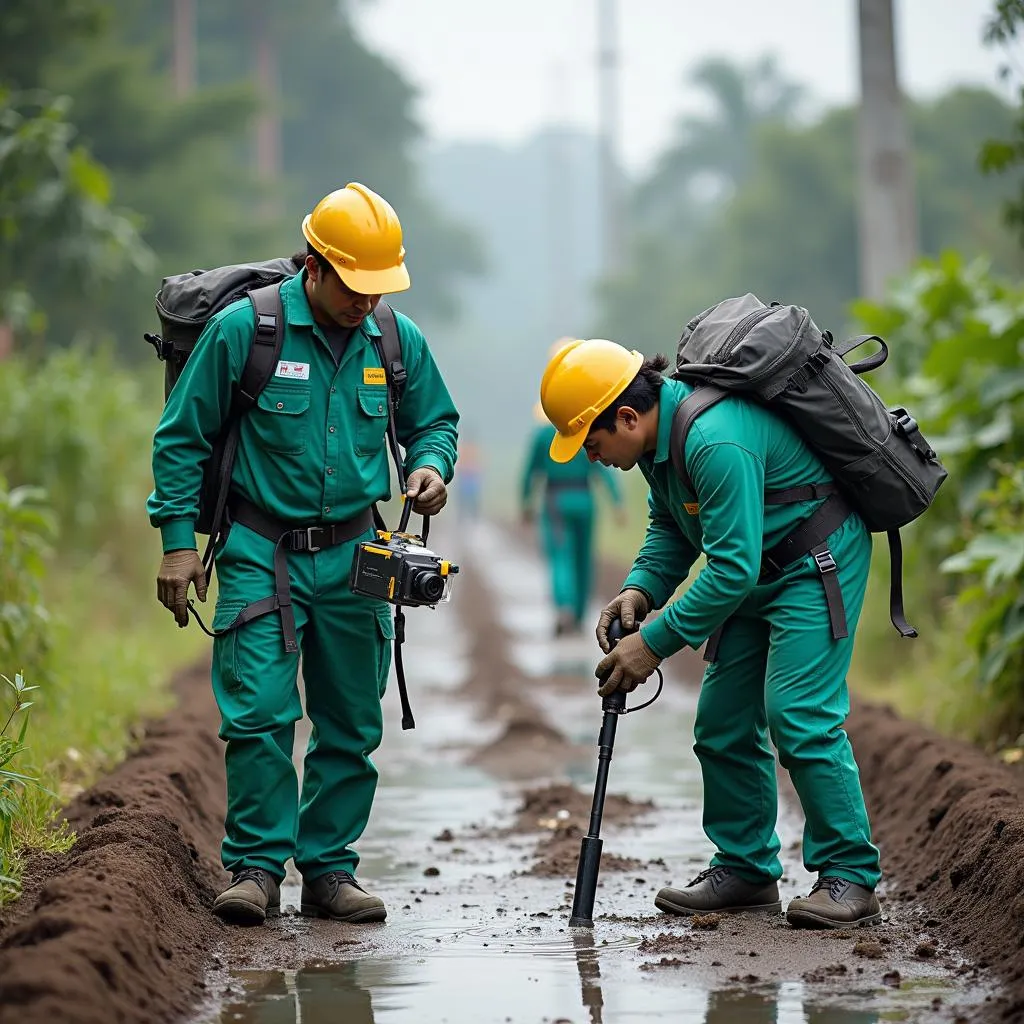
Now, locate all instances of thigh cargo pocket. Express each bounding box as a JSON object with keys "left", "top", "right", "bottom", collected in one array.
[
  {"left": 212, "top": 600, "right": 247, "bottom": 694},
  {"left": 374, "top": 604, "right": 395, "bottom": 698}
]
